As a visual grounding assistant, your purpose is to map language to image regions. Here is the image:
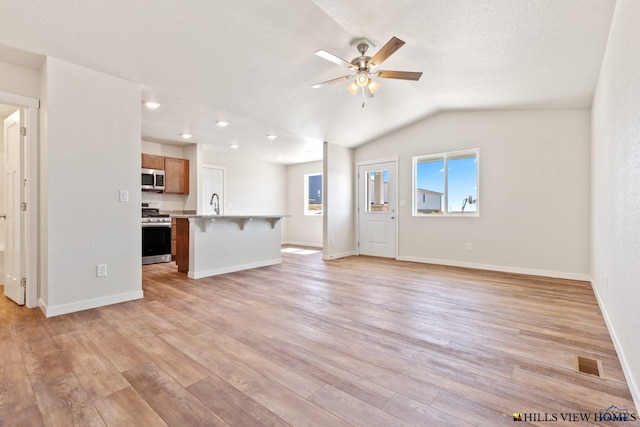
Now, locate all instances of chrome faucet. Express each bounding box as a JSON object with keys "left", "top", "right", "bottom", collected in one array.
[{"left": 209, "top": 193, "right": 220, "bottom": 215}]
